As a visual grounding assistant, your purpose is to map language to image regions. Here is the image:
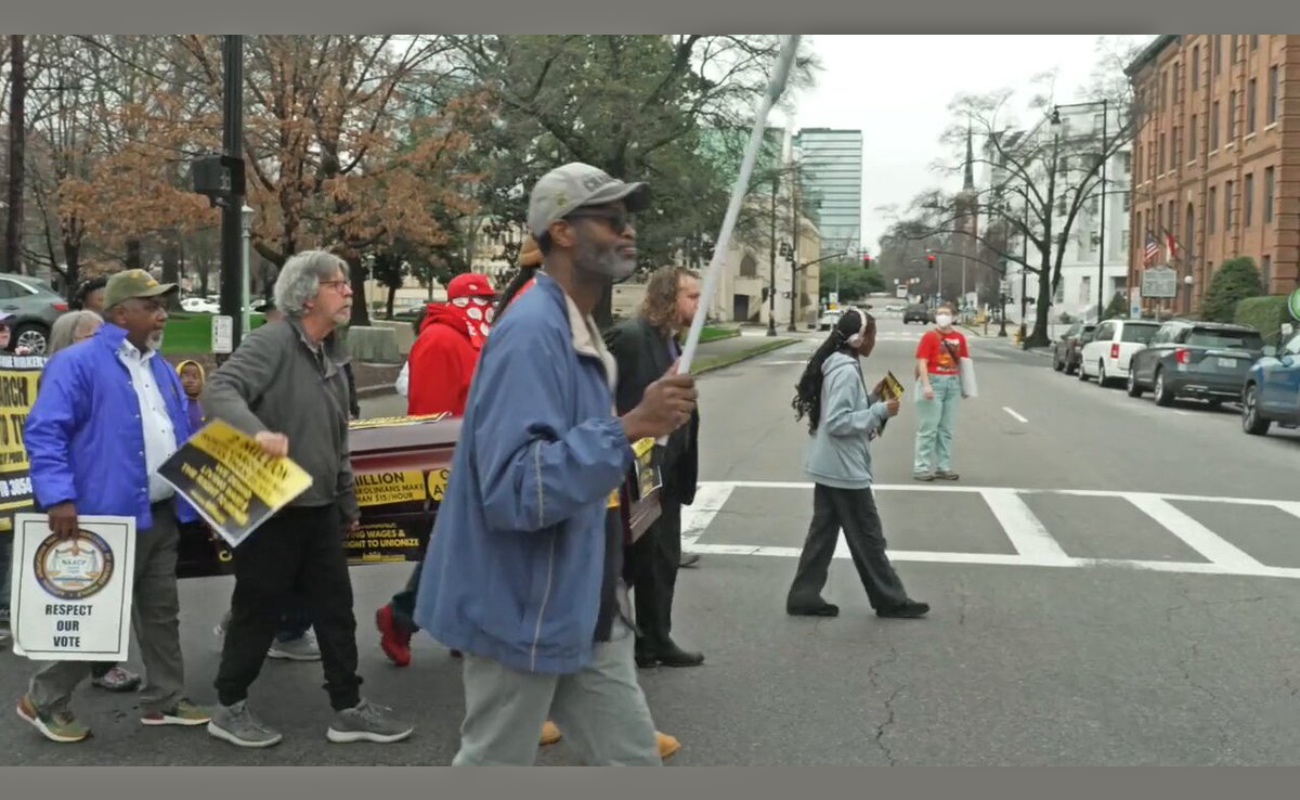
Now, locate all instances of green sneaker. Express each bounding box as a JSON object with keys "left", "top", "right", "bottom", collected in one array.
[
  {"left": 141, "top": 698, "right": 211, "bottom": 727},
  {"left": 16, "top": 694, "right": 91, "bottom": 743}
]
